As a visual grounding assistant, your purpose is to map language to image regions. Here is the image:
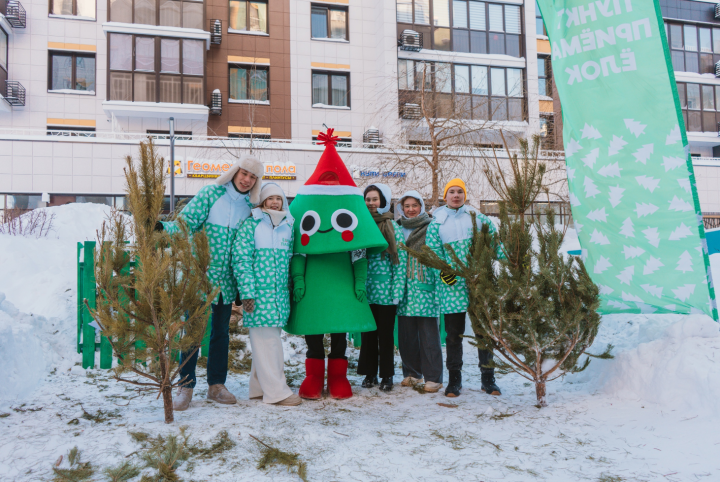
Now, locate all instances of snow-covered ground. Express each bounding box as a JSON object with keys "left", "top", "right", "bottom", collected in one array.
[{"left": 1, "top": 204, "right": 719, "bottom": 481}]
